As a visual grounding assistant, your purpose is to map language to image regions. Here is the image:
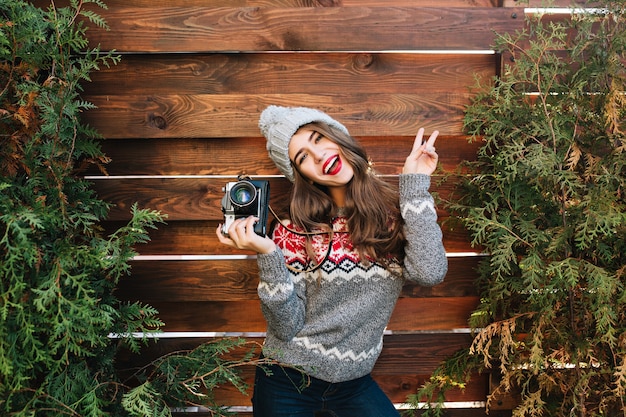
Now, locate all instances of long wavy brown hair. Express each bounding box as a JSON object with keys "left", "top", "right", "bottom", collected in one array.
[{"left": 288, "top": 121, "right": 406, "bottom": 267}]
